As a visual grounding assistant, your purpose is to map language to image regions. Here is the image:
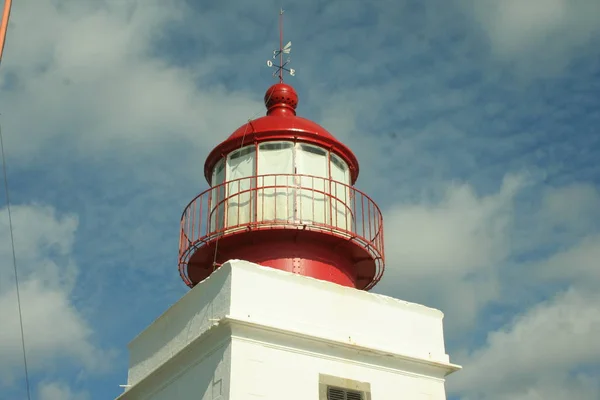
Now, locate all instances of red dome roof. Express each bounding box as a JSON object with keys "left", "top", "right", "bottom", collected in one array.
[{"left": 204, "top": 83, "right": 359, "bottom": 184}]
